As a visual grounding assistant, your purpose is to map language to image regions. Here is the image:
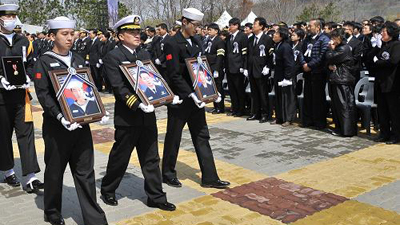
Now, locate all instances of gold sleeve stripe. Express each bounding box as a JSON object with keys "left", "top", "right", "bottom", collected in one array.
[
  {"left": 126, "top": 95, "right": 137, "bottom": 108},
  {"left": 127, "top": 98, "right": 137, "bottom": 108},
  {"left": 217, "top": 49, "right": 225, "bottom": 52},
  {"left": 217, "top": 52, "right": 225, "bottom": 56},
  {"left": 242, "top": 47, "right": 247, "bottom": 51}
]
